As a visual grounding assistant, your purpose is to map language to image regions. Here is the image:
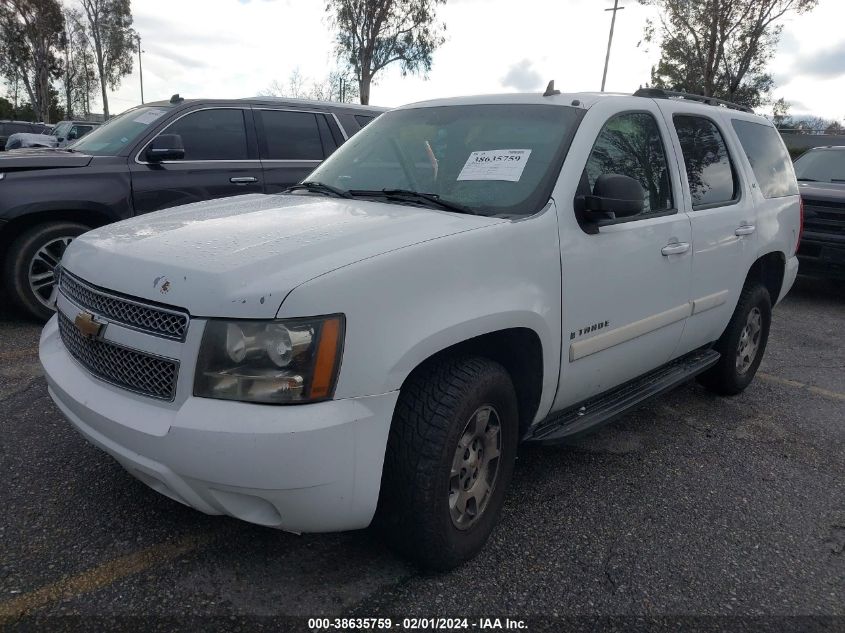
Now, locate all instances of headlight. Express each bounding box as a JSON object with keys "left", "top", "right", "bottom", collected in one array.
[{"left": 194, "top": 315, "right": 344, "bottom": 404}]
